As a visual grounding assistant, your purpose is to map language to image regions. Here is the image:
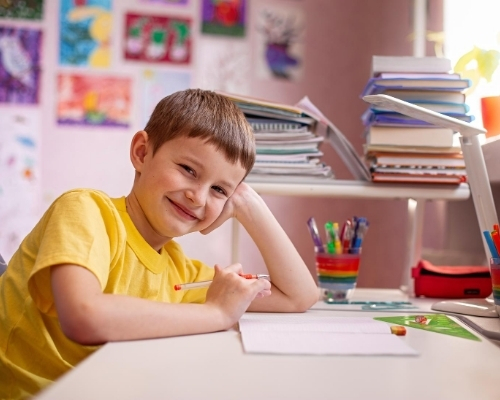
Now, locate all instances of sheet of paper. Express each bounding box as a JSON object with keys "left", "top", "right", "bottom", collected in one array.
[{"left": 239, "top": 314, "right": 418, "bottom": 356}]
